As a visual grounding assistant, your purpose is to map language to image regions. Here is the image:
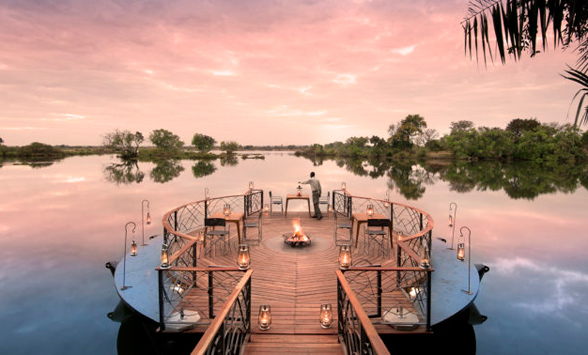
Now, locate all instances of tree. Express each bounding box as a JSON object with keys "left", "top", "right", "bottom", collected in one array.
[
  {"left": 149, "top": 129, "right": 184, "bottom": 152},
  {"left": 0, "top": 137, "right": 3, "bottom": 145},
  {"left": 103, "top": 130, "right": 144, "bottom": 159},
  {"left": 462, "top": 0, "right": 588, "bottom": 126},
  {"left": 192, "top": 133, "right": 216, "bottom": 152},
  {"left": 450, "top": 120, "right": 475, "bottom": 132},
  {"left": 220, "top": 141, "right": 240, "bottom": 154},
  {"left": 506, "top": 118, "right": 541, "bottom": 139},
  {"left": 389, "top": 114, "right": 427, "bottom": 149}
]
